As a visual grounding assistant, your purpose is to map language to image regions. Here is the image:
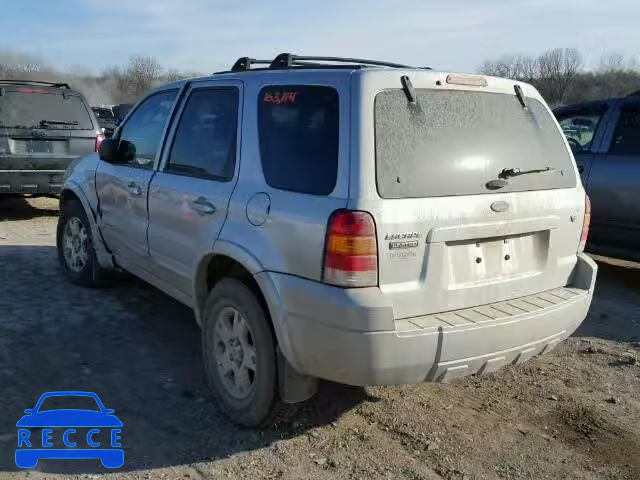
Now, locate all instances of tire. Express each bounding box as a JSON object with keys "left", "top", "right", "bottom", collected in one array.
[
  {"left": 56, "top": 199, "right": 109, "bottom": 287},
  {"left": 202, "top": 278, "right": 293, "bottom": 427}
]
